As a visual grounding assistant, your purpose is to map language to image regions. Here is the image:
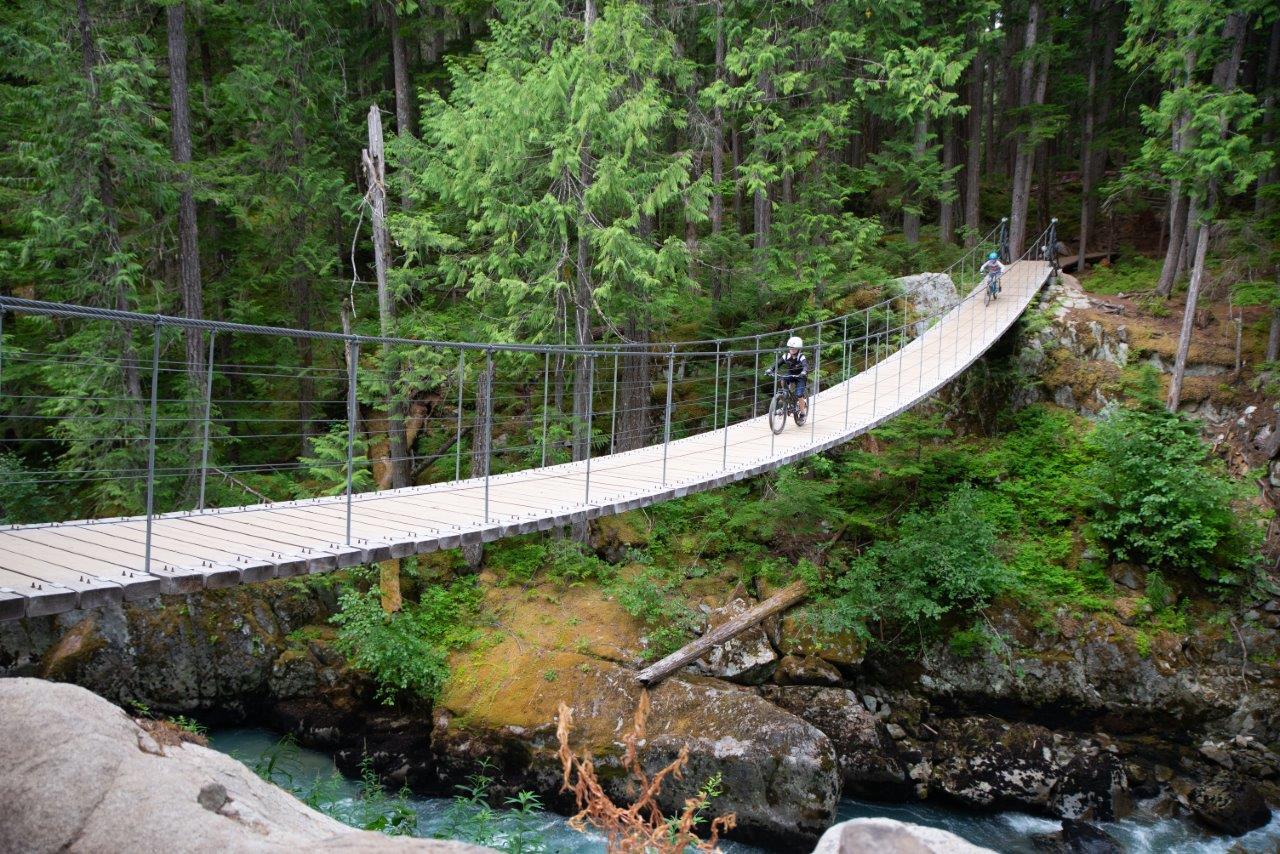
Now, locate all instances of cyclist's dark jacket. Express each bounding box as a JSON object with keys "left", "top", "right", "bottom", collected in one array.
[{"left": 774, "top": 351, "right": 809, "bottom": 377}]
